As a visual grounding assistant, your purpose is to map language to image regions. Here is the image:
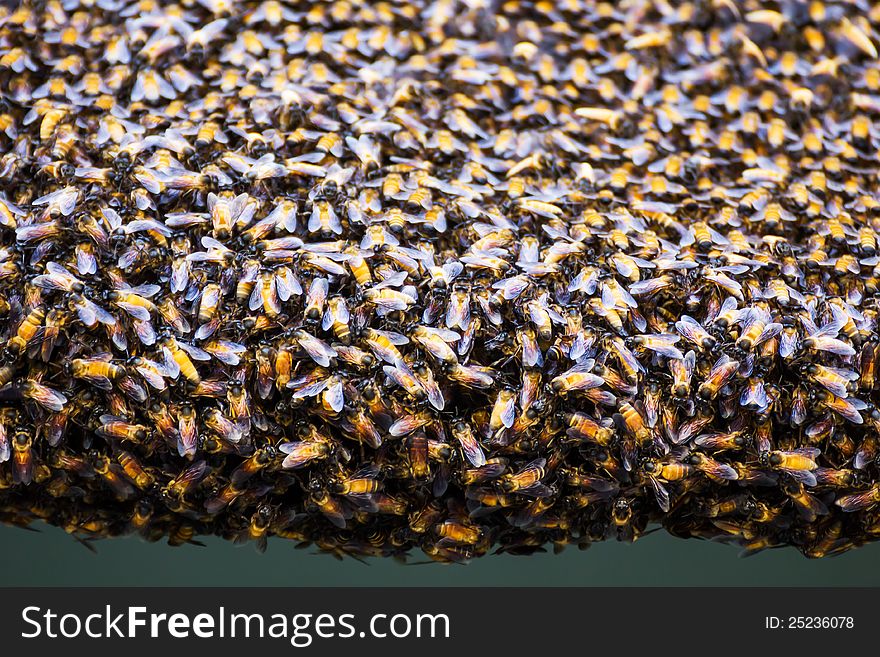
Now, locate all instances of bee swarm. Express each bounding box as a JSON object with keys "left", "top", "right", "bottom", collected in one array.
[{"left": 1, "top": 0, "right": 880, "bottom": 561}]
